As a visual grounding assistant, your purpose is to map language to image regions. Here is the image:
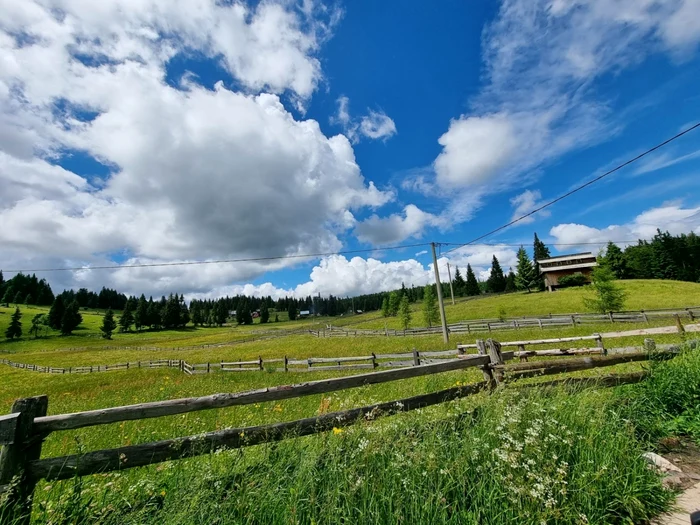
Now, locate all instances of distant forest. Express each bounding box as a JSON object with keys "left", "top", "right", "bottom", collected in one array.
[{"left": 1, "top": 229, "right": 698, "bottom": 326}]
